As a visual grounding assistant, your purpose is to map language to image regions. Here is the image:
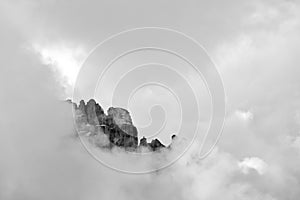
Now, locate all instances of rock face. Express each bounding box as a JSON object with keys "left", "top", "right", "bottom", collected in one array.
[
  {"left": 86, "top": 99, "right": 99, "bottom": 125},
  {"left": 138, "top": 137, "right": 165, "bottom": 151},
  {"left": 107, "top": 107, "right": 138, "bottom": 137},
  {"left": 70, "top": 99, "right": 168, "bottom": 151},
  {"left": 139, "top": 137, "right": 148, "bottom": 147},
  {"left": 149, "top": 139, "right": 166, "bottom": 151}
]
